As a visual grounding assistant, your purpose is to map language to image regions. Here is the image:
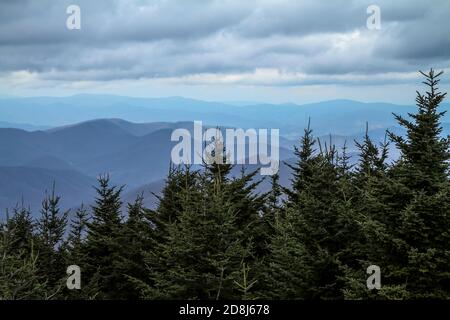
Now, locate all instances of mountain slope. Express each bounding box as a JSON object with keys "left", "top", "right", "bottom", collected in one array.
[{"left": 0, "top": 166, "right": 97, "bottom": 215}]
